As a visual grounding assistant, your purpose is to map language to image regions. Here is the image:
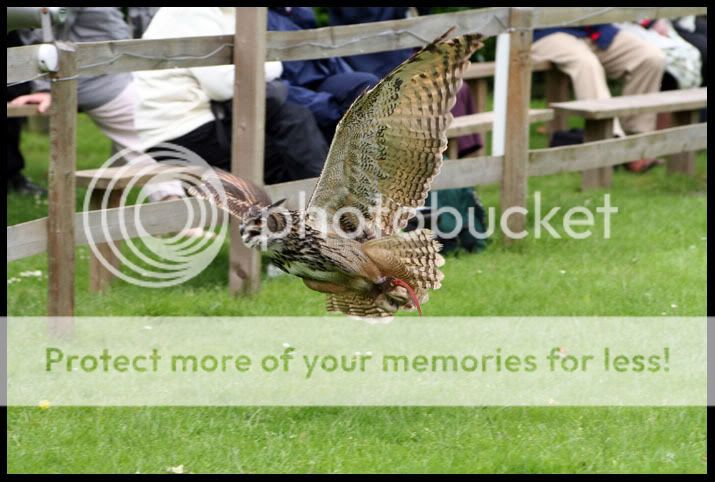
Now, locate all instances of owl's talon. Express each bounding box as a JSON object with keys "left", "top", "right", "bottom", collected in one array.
[{"left": 389, "top": 278, "right": 422, "bottom": 316}]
